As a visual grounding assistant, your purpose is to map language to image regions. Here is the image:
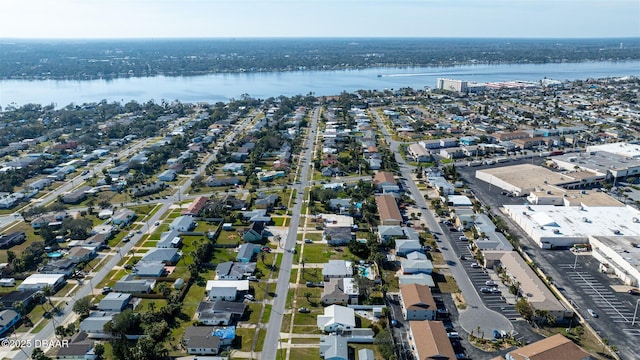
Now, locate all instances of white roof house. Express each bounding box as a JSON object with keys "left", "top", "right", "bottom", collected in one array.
[
  {"left": 401, "top": 259, "right": 434, "bottom": 275},
  {"left": 205, "top": 280, "right": 249, "bottom": 301},
  {"left": 158, "top": 229, "right": 182, "bottom": 248},
  {"left": 322, "top": 260, "right": 353, "bottom": 280},
  {"left": 169, "top": 215, "right": 195, "bottom": 232},
  {"left": 395, "top": 240, "right": 423, "bottom": 257},
  {"left": 97, "top": 292, "right": 131, "bottom": 312},
  {"left": 18, "top": 274, "right": 65, "bottom": 291},
  {"left": 317, "top": 305, "right": 356, "bottom": 333}
]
